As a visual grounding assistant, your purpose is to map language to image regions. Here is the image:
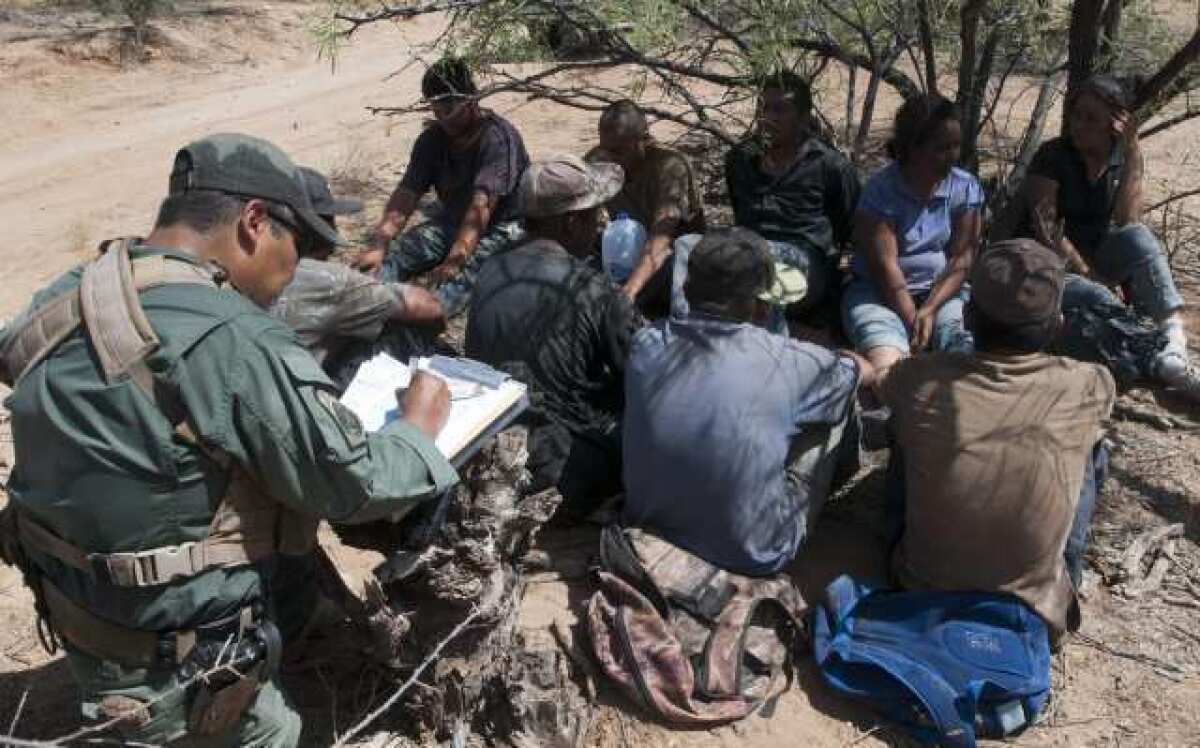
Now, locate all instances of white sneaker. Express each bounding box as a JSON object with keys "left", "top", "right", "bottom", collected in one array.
[{"left": 1155, "top": 347, "right": 1200, "bottom": 402}]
